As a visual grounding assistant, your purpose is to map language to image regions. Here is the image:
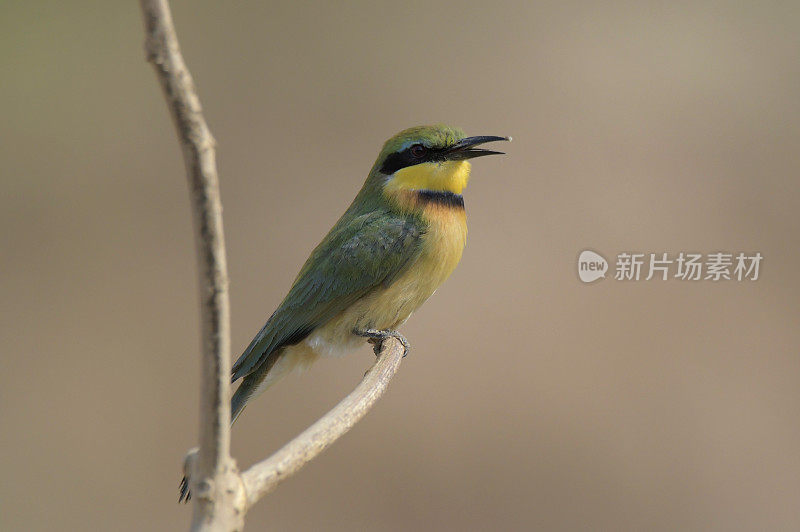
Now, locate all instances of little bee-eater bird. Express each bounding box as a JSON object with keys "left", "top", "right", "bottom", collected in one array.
[
  {"left": 180, "top": 125, "right": 508, "bottom": 500},
  {"left": 230, "top": 125, "right": 509, "bottom": 422}
]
